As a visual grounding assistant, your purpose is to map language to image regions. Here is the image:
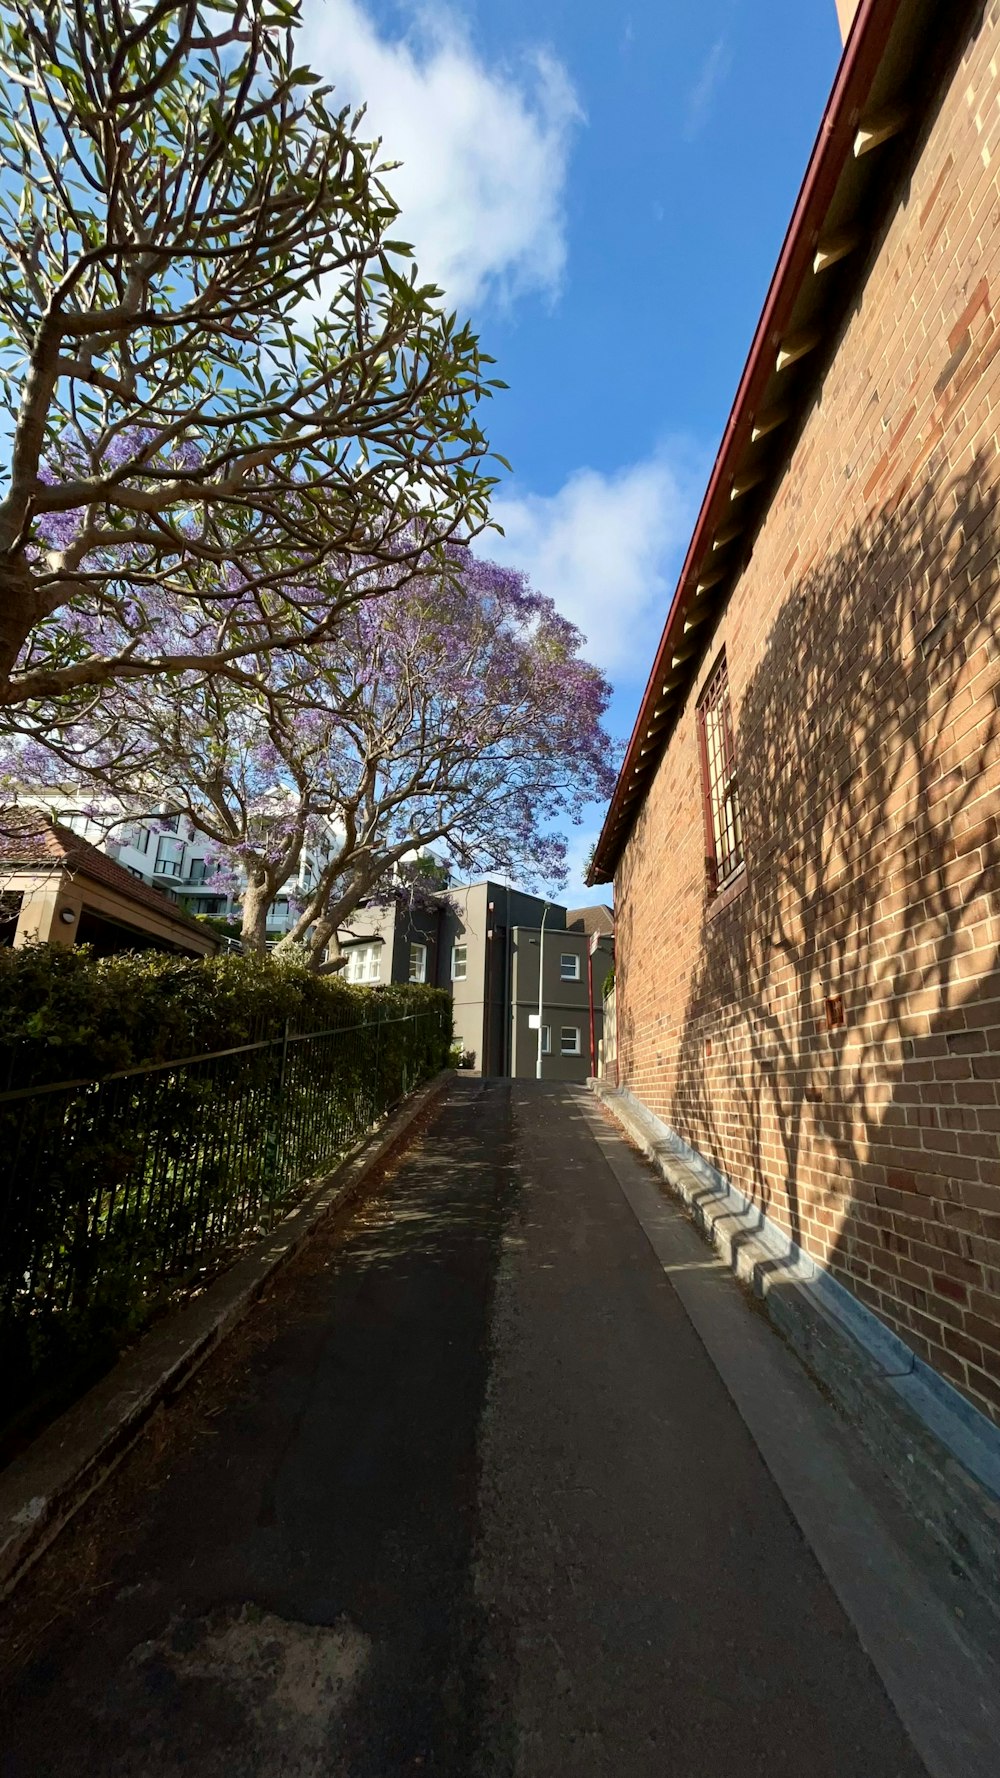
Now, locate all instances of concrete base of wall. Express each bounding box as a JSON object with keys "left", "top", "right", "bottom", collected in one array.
[{"left": 590, "top": 1080, "right": 1000, "bottom": 1617}]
